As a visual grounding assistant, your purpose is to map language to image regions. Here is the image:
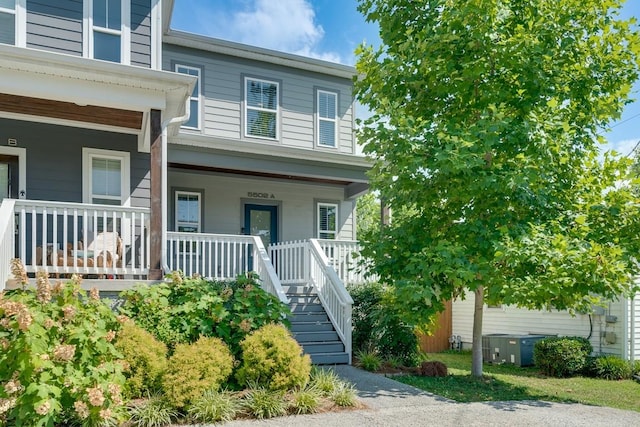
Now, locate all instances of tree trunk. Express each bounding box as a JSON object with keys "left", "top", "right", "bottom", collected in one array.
[{"left": 471, "top": 285, "right": 484, "bottom": 377}]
